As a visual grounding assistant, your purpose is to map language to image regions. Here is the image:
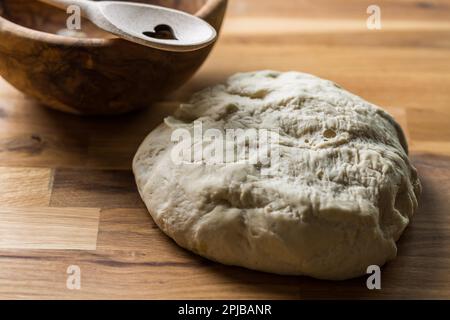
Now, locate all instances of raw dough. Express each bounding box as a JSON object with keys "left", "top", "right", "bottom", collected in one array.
[{"left": 133, "top": 71, "right": 421, "bottom": 280}]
